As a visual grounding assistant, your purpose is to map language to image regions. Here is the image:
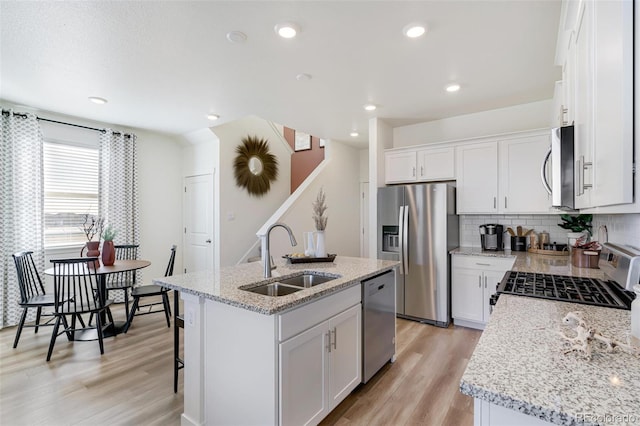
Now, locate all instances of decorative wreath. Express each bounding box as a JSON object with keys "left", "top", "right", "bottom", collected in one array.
[{"left": 233, "top": 135, "right": 278, "bottom": 197}]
